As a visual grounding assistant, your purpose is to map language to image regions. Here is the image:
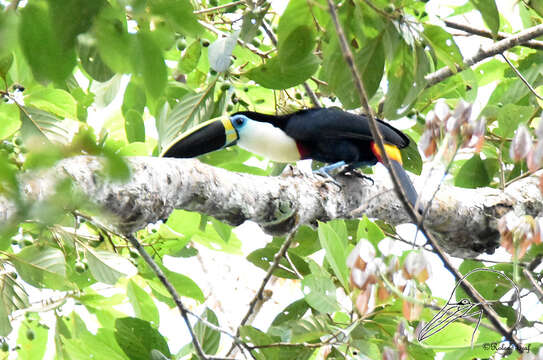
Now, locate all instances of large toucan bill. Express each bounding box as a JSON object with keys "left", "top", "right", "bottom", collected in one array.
[{"left": 162, "top": 107, "right": 421, "bottom": 211}]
